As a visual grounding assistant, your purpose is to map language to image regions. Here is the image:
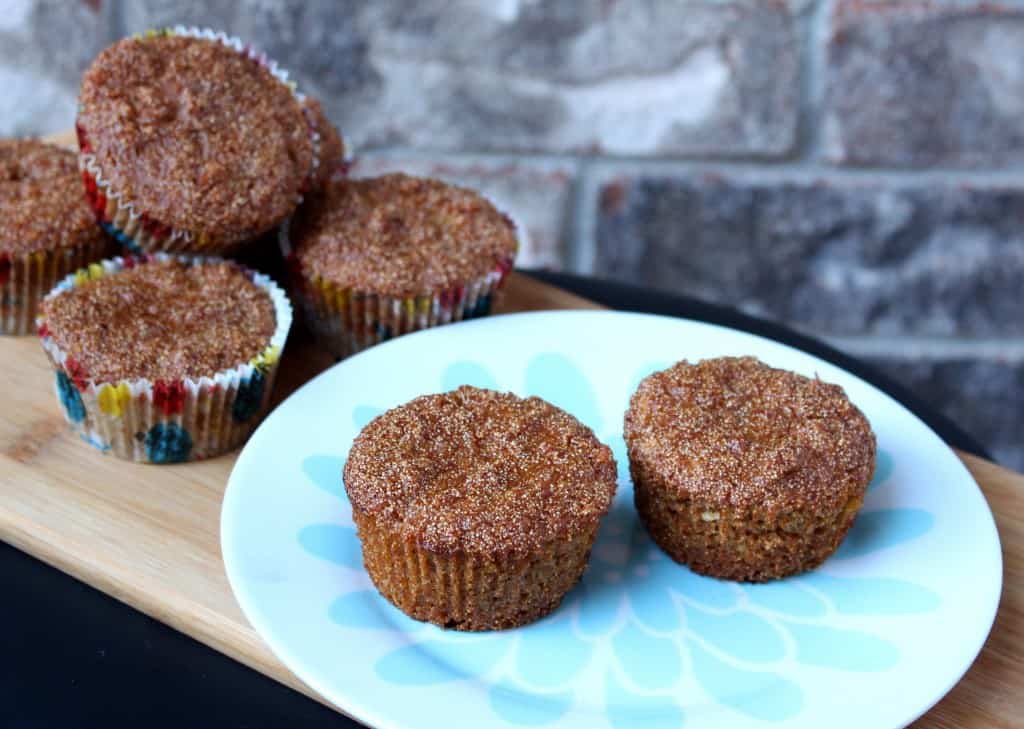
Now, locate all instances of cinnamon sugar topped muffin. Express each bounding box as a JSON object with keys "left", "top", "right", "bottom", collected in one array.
[
  {"left": 77, "top": 31, "right": 315, "bottom": 253},
  {"left": 40, "top": 258, "right": 276, "bottom": 383},
  {"left": 0, "top": 139, "right": 112, "bottom": 334},
  {"left": 303, "top": 97, "right": 345, "bottom": 187},
  {"left": 37, "top": 255, "right": 291, "bottom": 464},
  {"left": 625, "top": 356, "right": 875, "bottom": 582},
  {"left": 344, "top": 386, "right": 616, "bottom": 630},
  {"left": 293, "top": 173, "right": 516, "bottom": 298},
  {"left": 286, "top": 173, "right": 517, "bottom": 358},
  {"left": 0, "top": 140, "right": 105, "bottom": 255}
]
